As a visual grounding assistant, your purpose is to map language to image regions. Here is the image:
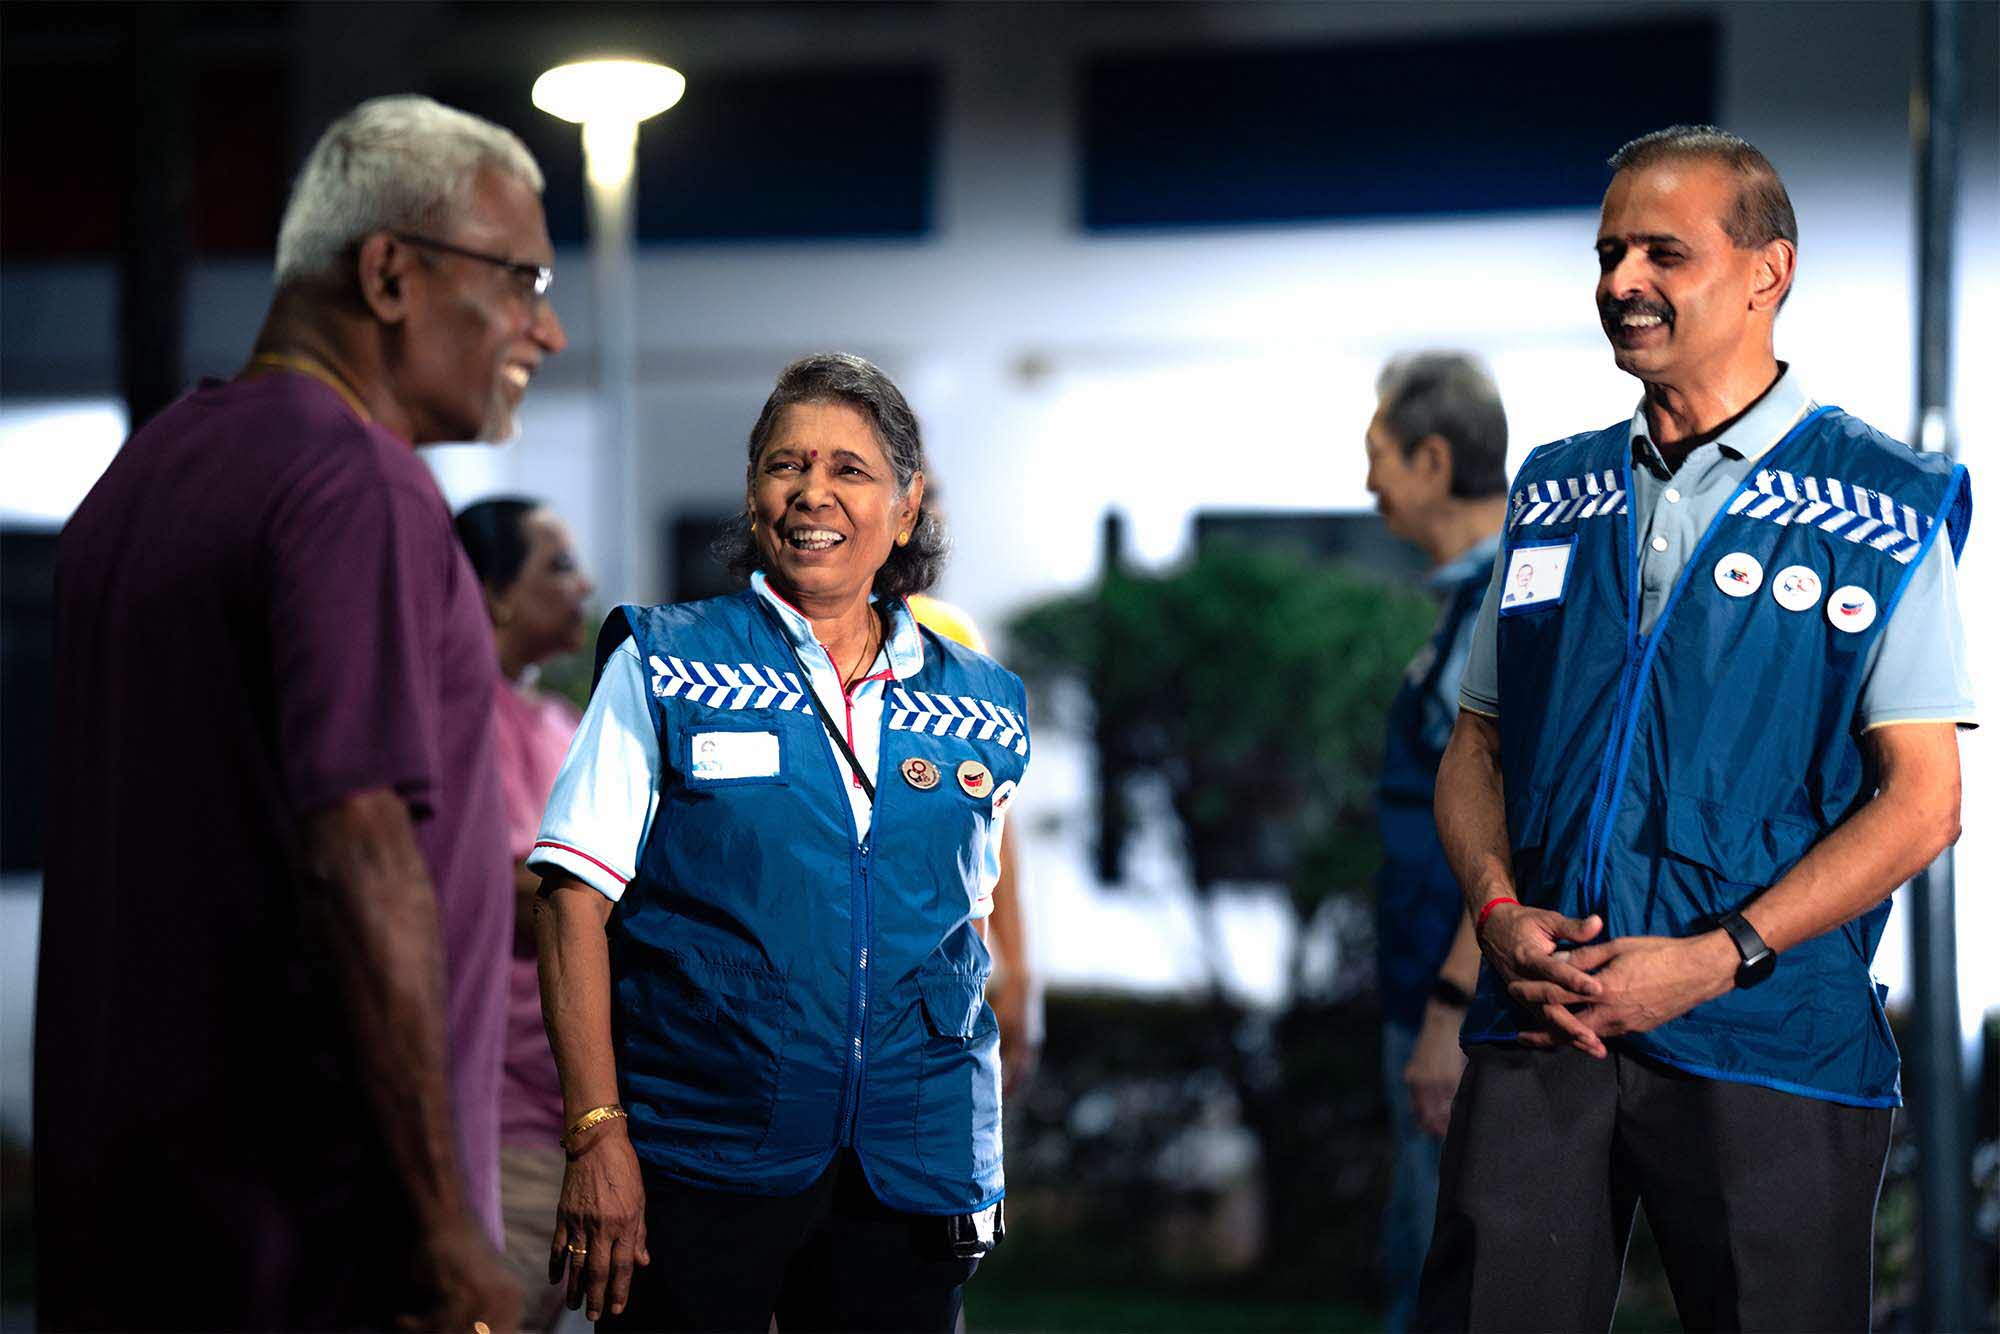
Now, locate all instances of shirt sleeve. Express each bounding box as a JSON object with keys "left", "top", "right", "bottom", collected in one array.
[
  {"left": 1456, "top": 555, "right": 1506, "bottom": 717},
  {"left": 267, "top": 463, "right": 452, "bottom": 820},
  {"left": 529, "top": 639, "right": 661, "bottom": 901},
  {"left": 1856, "top": 536, "right": 1978, "bottom": 731},
  {"left": 970, "top": 807, "right": 1007, "bottom": 919}
]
